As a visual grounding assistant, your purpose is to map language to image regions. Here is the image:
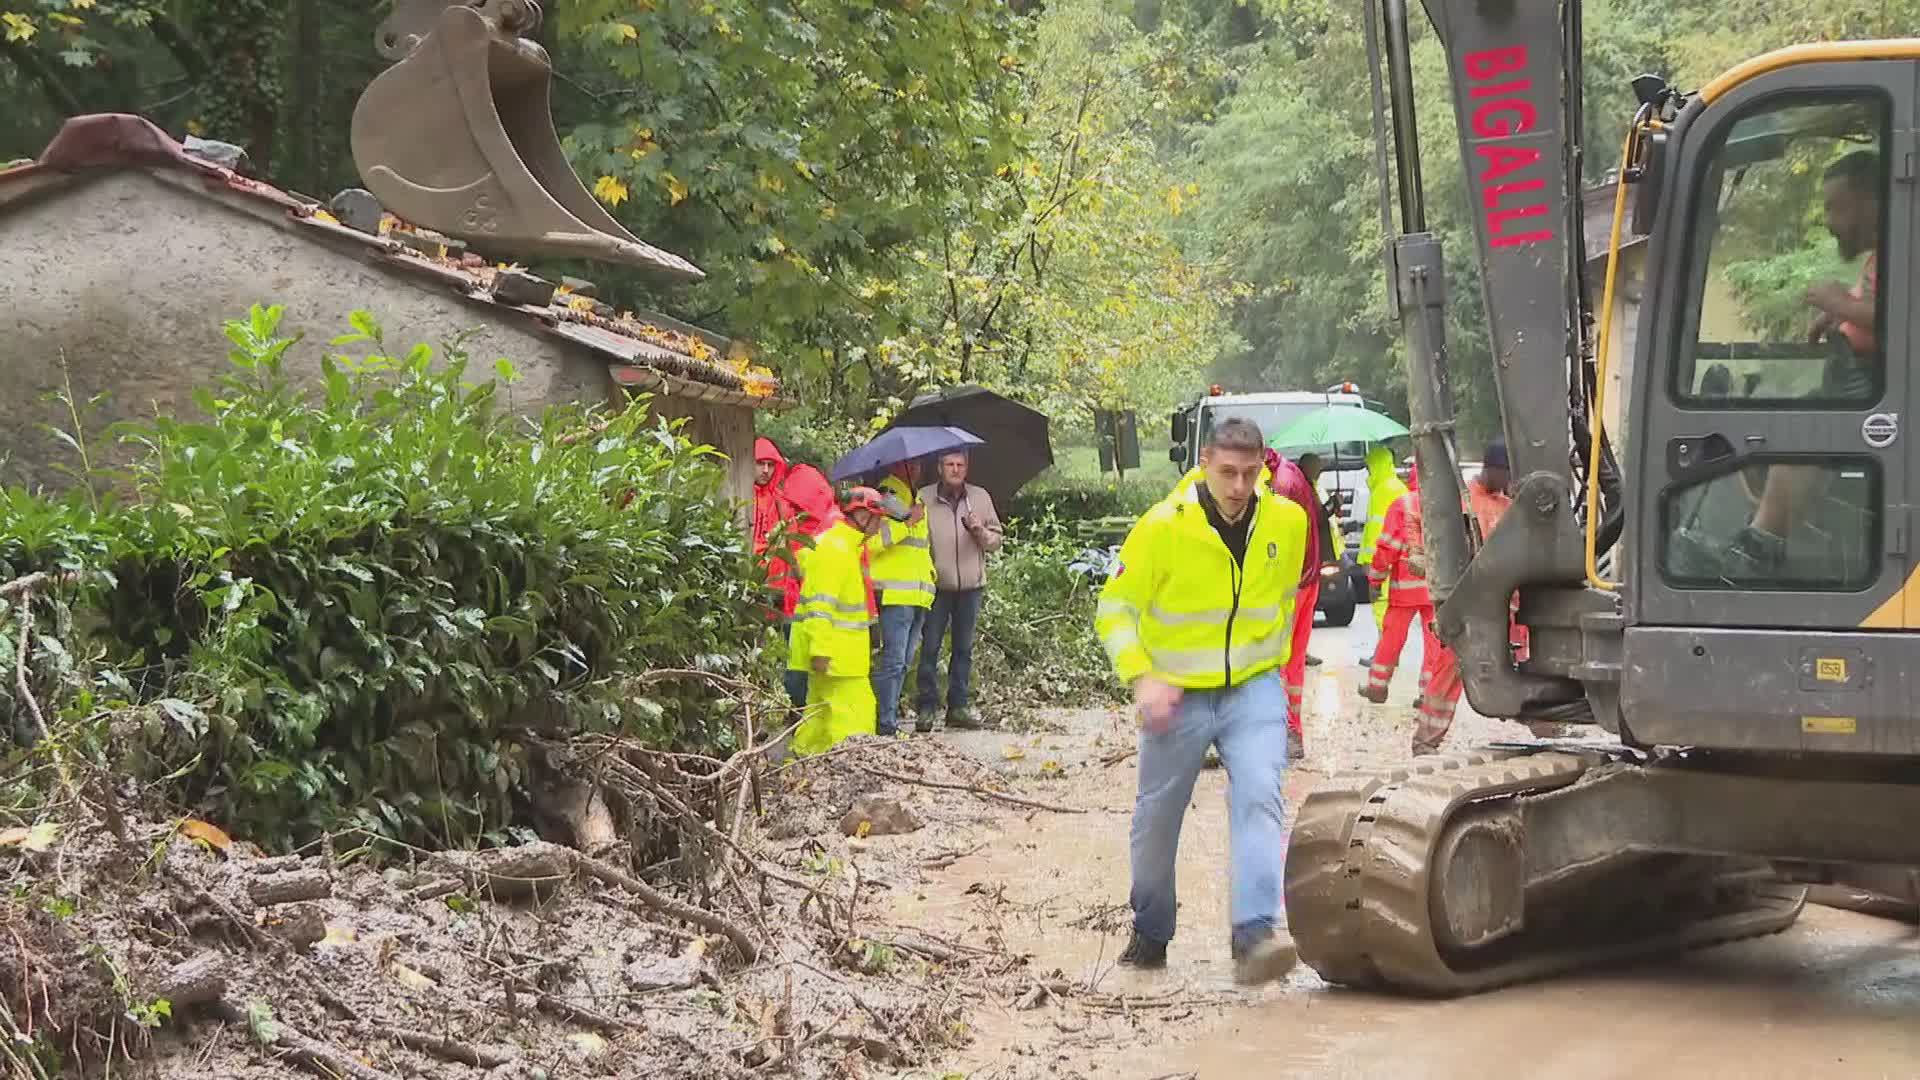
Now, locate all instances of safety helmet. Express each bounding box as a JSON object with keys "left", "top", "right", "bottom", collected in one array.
[{"left": 842, "top": 486, "right": 890, "bottom": 516}]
